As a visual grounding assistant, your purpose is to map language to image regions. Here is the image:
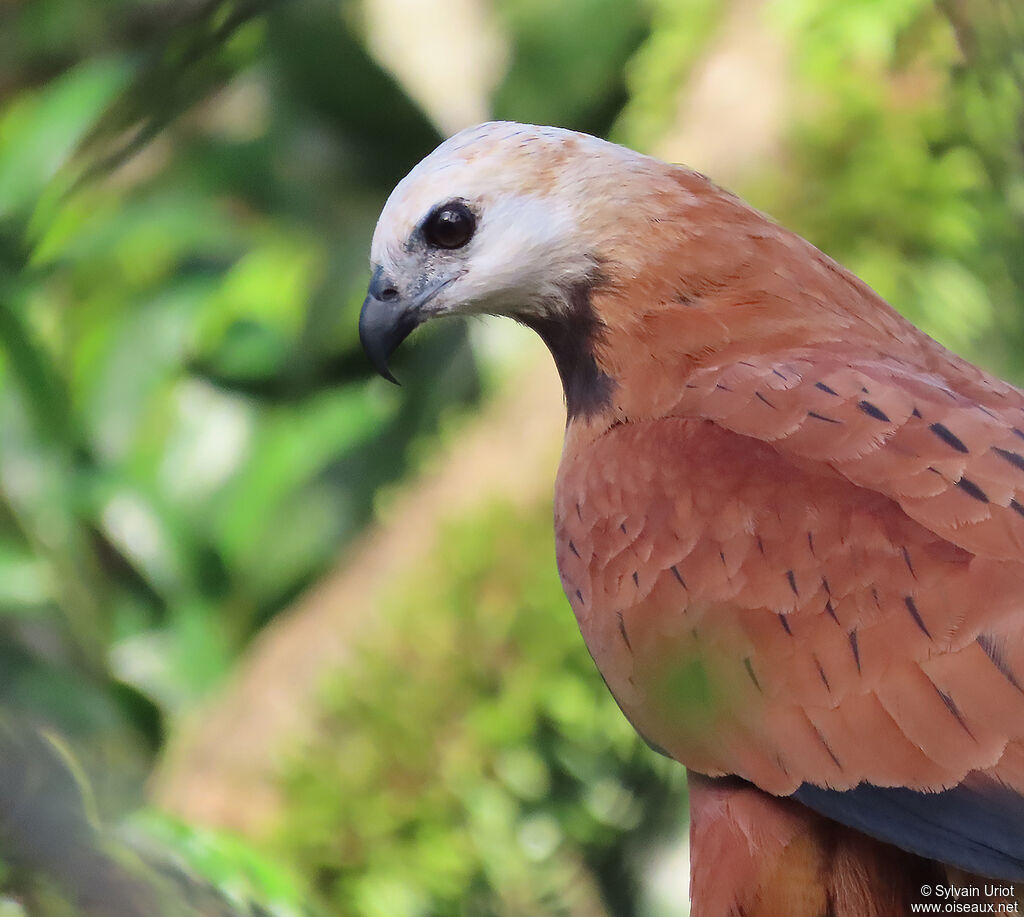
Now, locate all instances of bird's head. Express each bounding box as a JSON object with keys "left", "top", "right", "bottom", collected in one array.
[{"left": 358, "top": 122, "right": 675, "bottom": 397}]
